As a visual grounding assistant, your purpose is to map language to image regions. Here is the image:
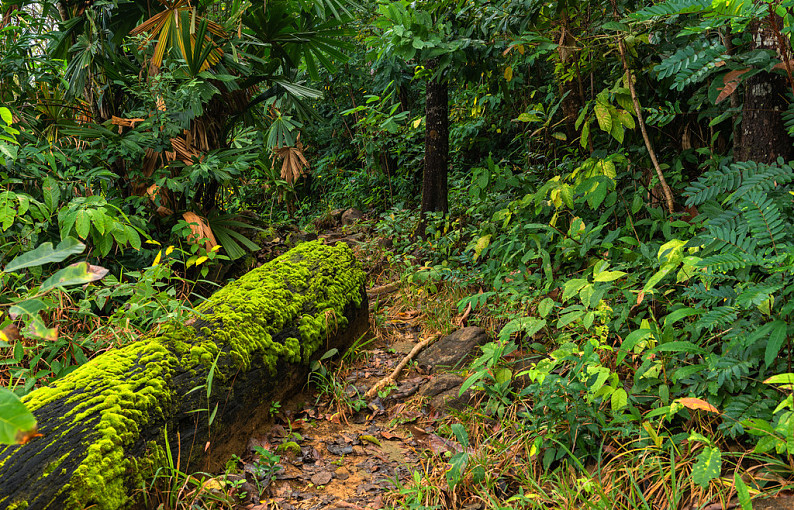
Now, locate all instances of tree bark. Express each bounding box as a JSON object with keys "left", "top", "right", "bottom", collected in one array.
[
  {"left": 421, "top": 60, "right": 449, "bottom": 217},
  {"left": 738, "top": 16, "right": 793, "bottom": 163},
  {"left": 0, "top": 241, "right": 368, "bottom": 510}
]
